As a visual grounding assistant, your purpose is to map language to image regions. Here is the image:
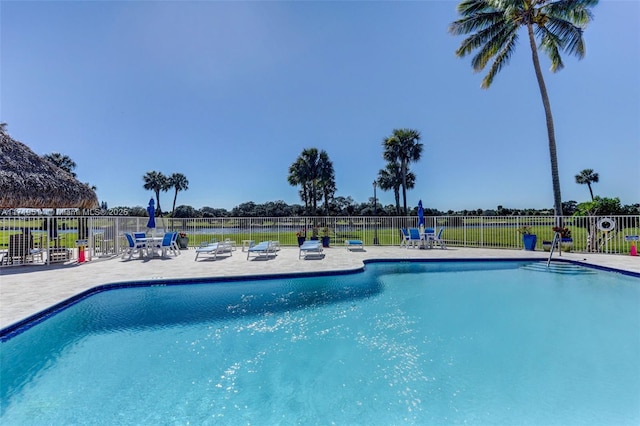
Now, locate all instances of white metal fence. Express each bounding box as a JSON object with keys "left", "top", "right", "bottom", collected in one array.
[{"left": 1, "top": 215, "right": 638, "bottom": 266}]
